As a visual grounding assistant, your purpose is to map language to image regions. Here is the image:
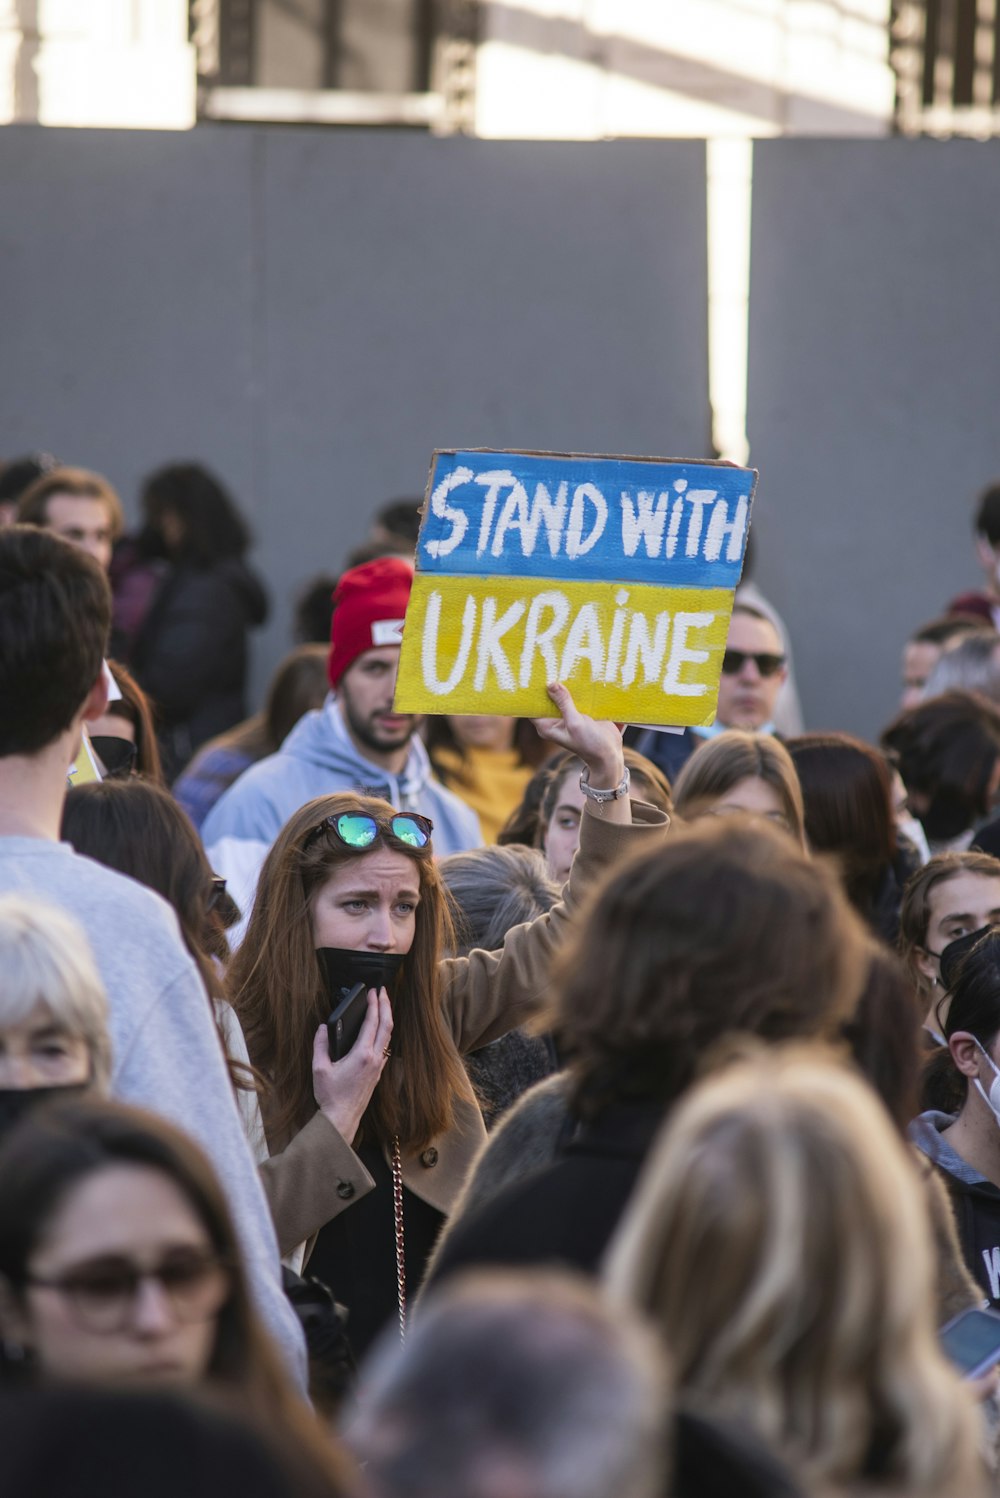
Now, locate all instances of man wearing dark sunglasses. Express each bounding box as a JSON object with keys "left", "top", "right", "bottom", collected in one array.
[{"left": 629, "top": 604, "right": 789, "bottom": 781}]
